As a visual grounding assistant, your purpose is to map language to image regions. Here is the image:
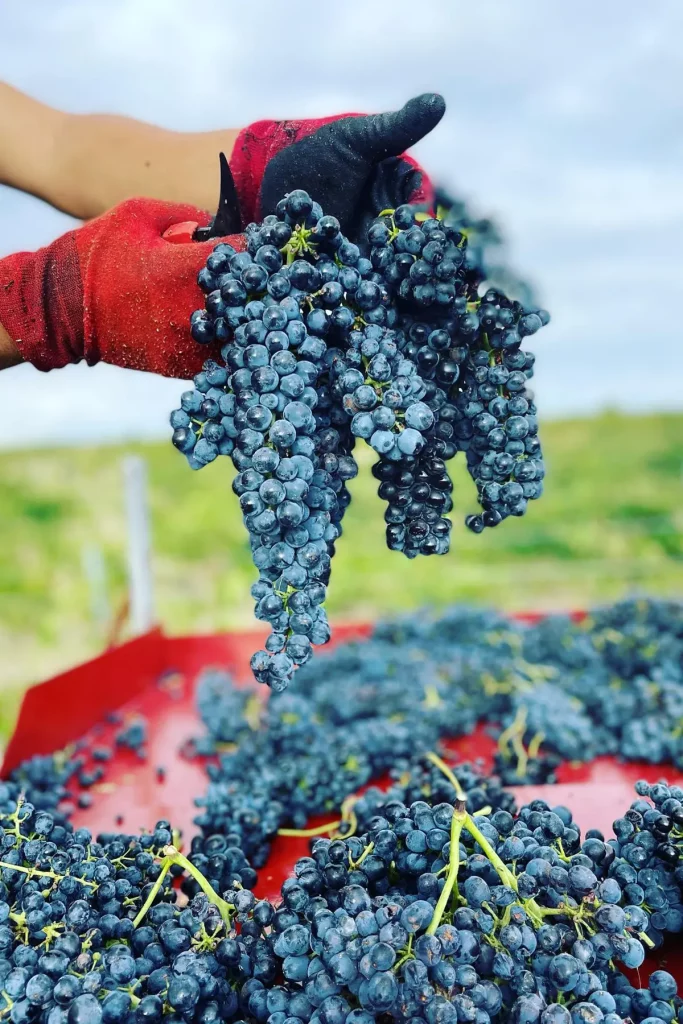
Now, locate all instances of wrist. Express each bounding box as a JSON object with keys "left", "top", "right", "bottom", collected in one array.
[
  {"left": 0, "top": 232, "right": 85, "bottom": 372},
  {"left": 0, "top": 321, "right": 23, "bottom": 370}
]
